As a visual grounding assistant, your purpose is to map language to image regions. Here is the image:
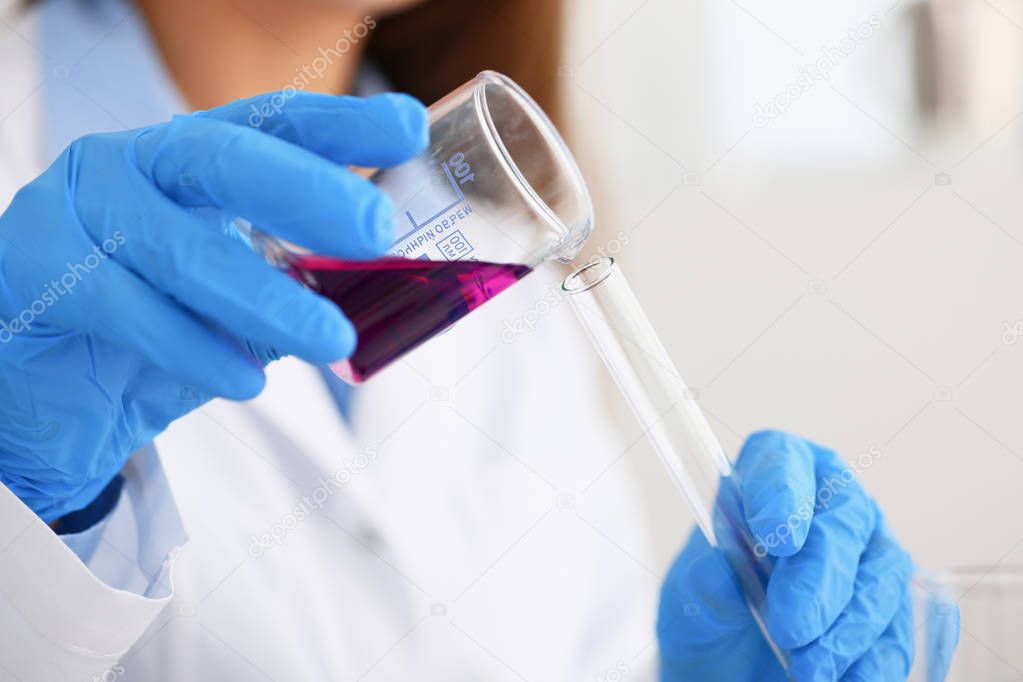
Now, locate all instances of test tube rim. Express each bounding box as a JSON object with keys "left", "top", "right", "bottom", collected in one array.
[{"left": 561, "top": 256, "right": 616, "bottom": 294}]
